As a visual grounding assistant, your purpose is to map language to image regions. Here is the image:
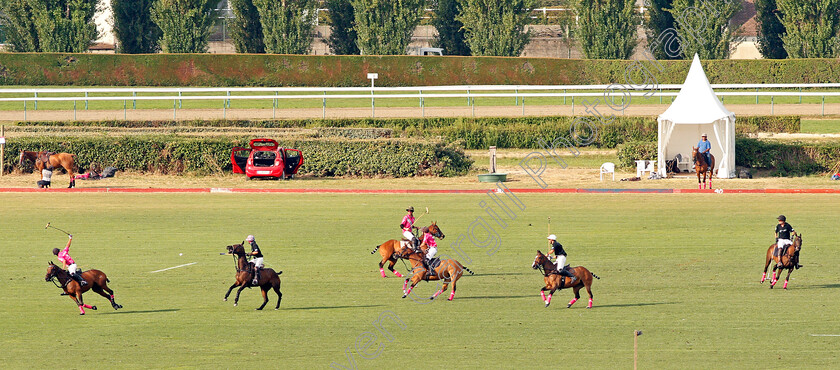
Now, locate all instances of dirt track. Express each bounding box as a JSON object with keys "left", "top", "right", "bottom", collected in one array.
[{"left": 3, "top": 103, "right": 839, "bottom": 122}]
